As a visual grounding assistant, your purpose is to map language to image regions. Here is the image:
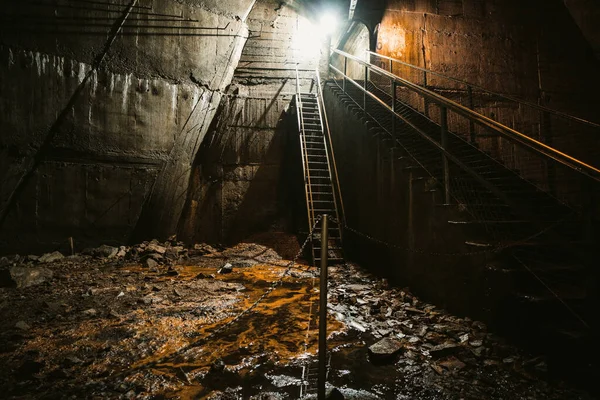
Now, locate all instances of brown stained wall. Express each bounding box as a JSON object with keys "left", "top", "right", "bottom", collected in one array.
[
  {"left": 178, "top": 0, "right": 322, "bottom": 244},
  {"left": 0, "top": 1, "right": 252, "bottom": 254},
  {"left": 375, "top": 0, "right": 600, "bottom": 115},
  {"left": 352, "top": 0, "right": 600, "bottom": 202}
]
